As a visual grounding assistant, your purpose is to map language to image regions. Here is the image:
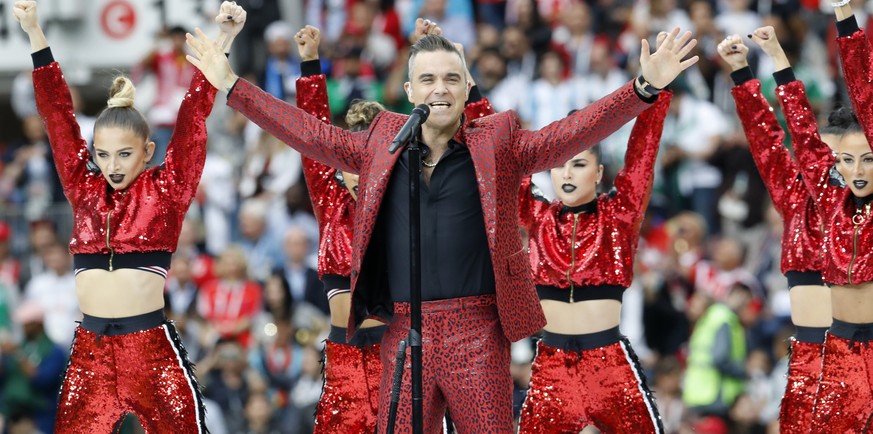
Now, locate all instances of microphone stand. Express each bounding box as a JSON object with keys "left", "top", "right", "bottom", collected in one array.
[{"left": 386, "top": 125, "right": 424, "bottom": 434}]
